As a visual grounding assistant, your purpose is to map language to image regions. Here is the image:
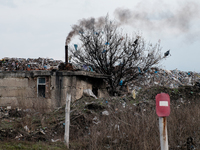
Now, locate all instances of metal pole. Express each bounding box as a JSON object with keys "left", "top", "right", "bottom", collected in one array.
[{"left": 159, "top": 117, "right": 168, "bottom": 150}]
